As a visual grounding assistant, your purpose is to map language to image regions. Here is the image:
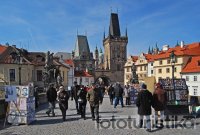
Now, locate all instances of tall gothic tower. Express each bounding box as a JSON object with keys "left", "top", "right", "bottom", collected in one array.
[
  {"left": 103, "top": 13, "right": 128, "bottom": 71},
  {"left": 95, "top": 12, "right": 128, "bottom": 86}
]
